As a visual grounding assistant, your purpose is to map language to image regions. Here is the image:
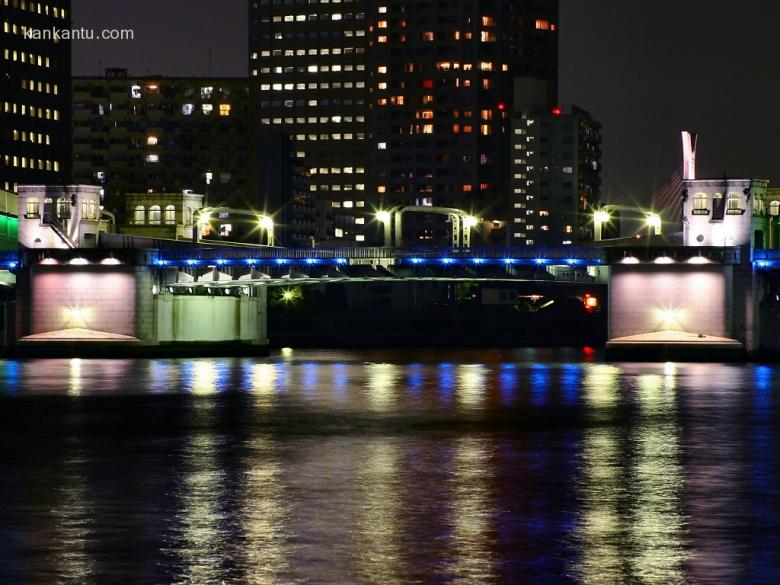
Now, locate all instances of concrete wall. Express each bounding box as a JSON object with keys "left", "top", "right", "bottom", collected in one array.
[
  {"left": 30, "top": 268, "right": 137, "bottom": 336},
  {"left": 155, "top": 287, "right": 267, "bottom": 344},
  {"left": 609, "top": 264, "right": 730, "bottom": 339}
]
